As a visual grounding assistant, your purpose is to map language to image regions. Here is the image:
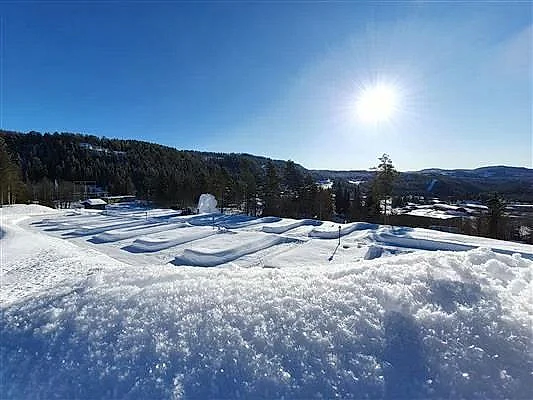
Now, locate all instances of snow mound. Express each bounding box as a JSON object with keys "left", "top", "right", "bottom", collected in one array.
[
  {"left": 128, "top": 229, "right": 219, "bottom": 252},
  {"left": 374, "top": 231, "right": 476, "bottom": 252},
  {"left": 0, "top": 204, "right": 59, "bottom": 216},
  {"left": 173, "top": 234, "right": 299, "bottom": 267},
  {"left": 308, "top": 222, "right": 377, "bottom": 239},
  {"left": 92, "top": 222, "right": 188, "bottom": 243},
  {"left": 222, "top": 216, "right": 281, "bottom": 229},
  {"left": 197, "top": 193, "right": 218, "bottom": 213},
  {"left": 71, "top": 219, "right": 151, "bottom": 236},
  {"left": 364, "top": 244, "right": 384, "bottom": 260},
  {"left": 262, "top": 219, "right": 322, "bottom": 234},
  {"left": 2, "top": 248, "right": 532, "bottom": 399}
]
